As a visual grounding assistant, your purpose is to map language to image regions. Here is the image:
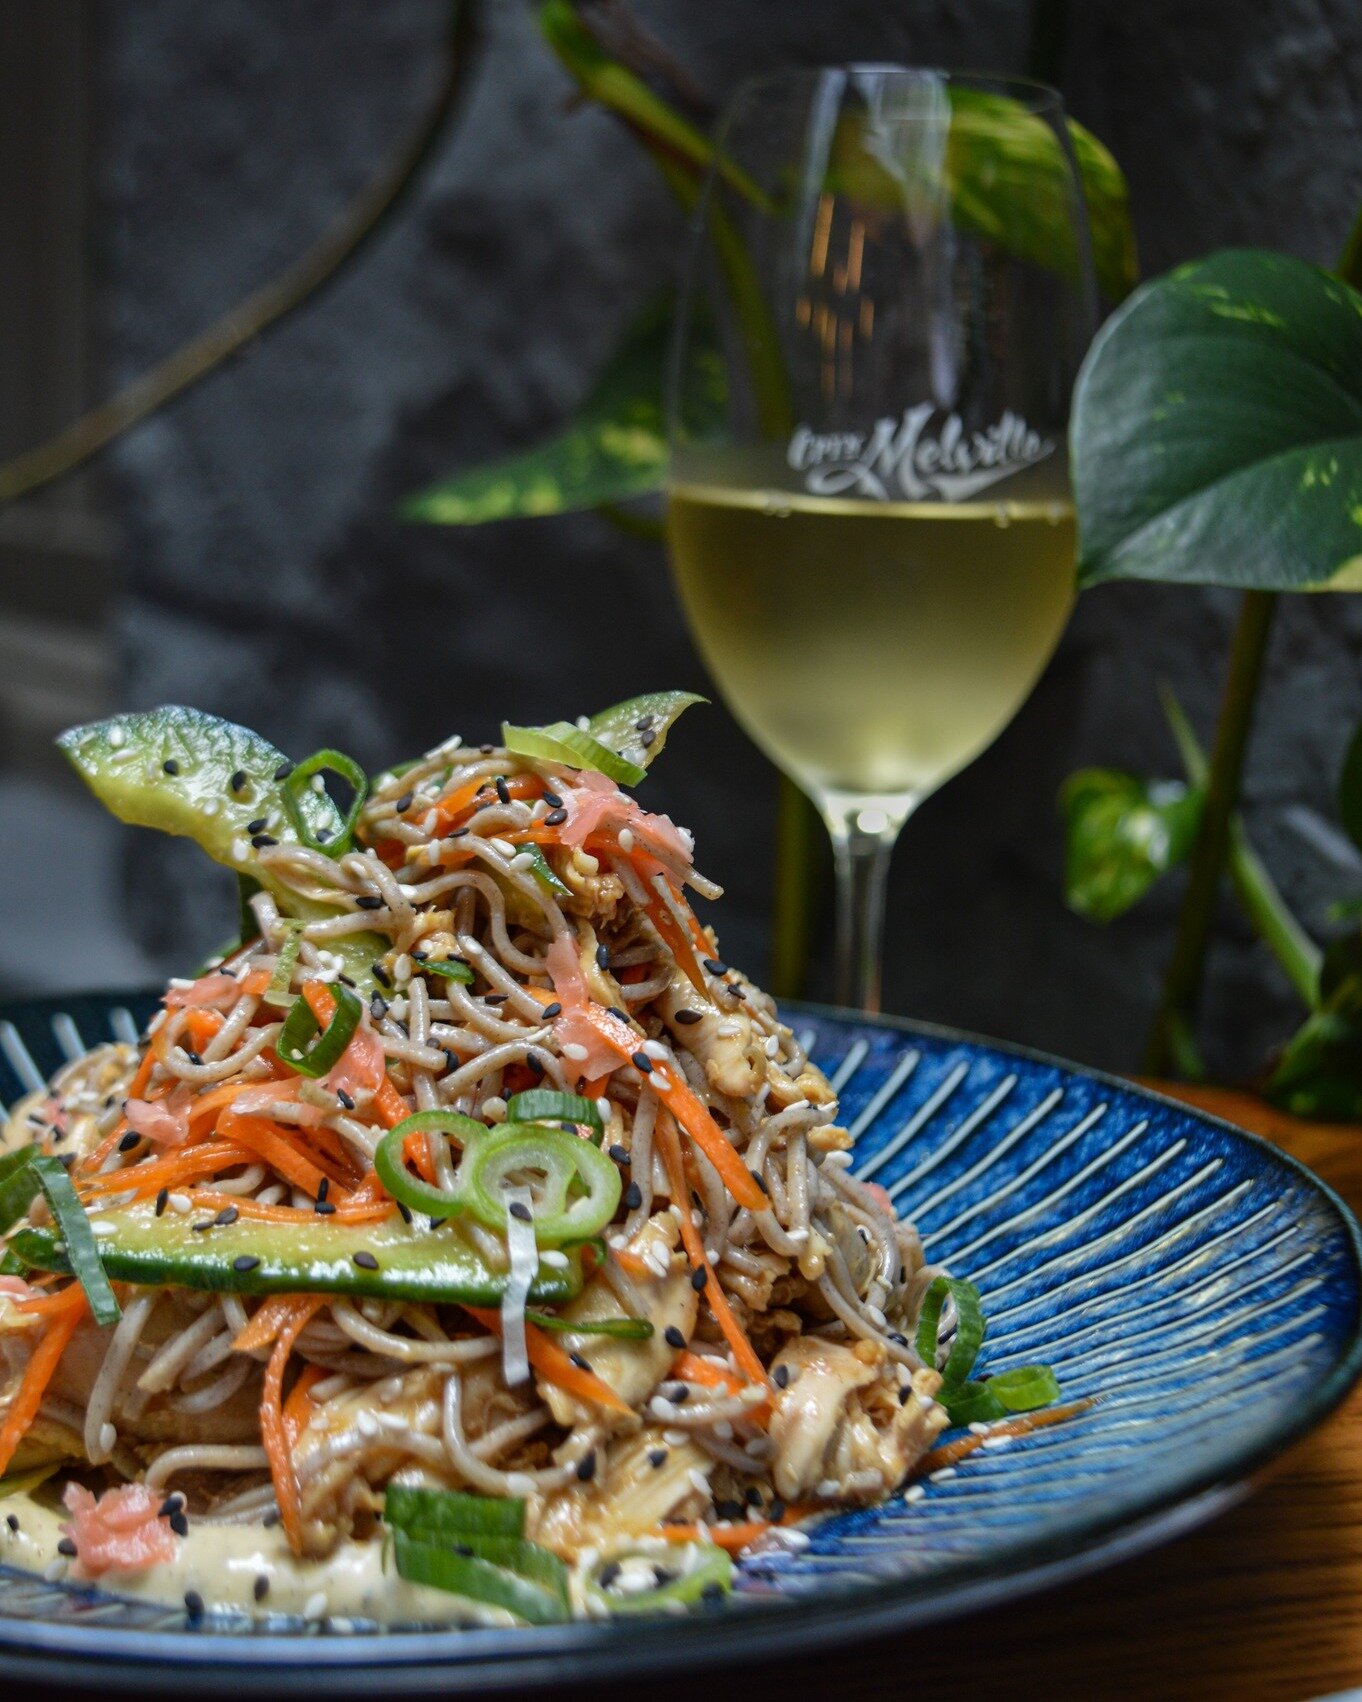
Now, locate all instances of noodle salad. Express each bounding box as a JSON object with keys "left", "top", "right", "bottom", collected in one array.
[{"left": 0, "top": 694, "right": 1059, "bottom": 1624}]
